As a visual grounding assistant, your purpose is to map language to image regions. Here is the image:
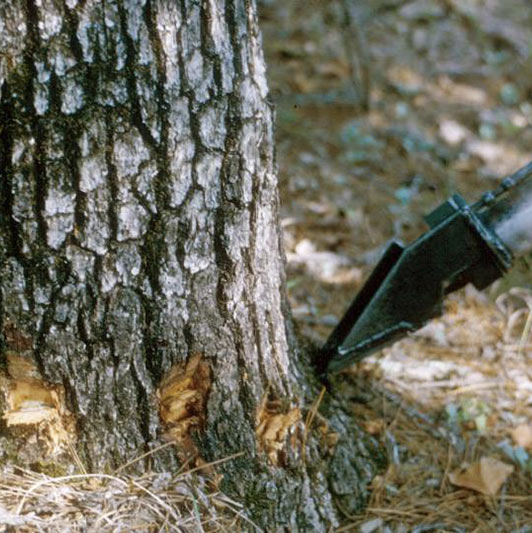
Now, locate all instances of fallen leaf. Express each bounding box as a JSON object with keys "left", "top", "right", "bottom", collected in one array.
[
  {"left": 449, "top": 457, "right": 514, "bottom": 496},
  {"left": 511, "top": 425, "right": 532, "bottom": 449}
]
